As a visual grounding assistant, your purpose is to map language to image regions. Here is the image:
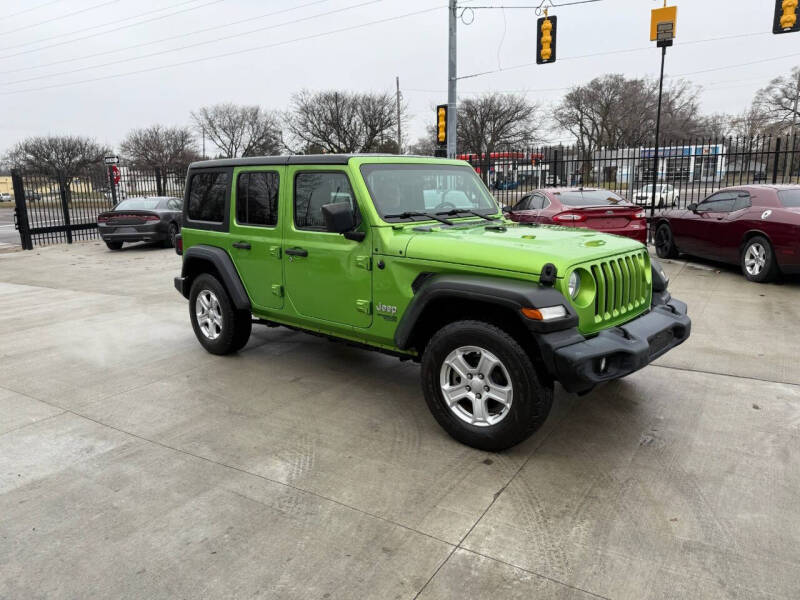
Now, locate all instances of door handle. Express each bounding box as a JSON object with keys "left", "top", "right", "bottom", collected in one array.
[
  {"left": 232, "top": 241, "right": 251, "bottom": 250},
  {"left": 285, "top": 247, "right": 308, "bottom": 257}
]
